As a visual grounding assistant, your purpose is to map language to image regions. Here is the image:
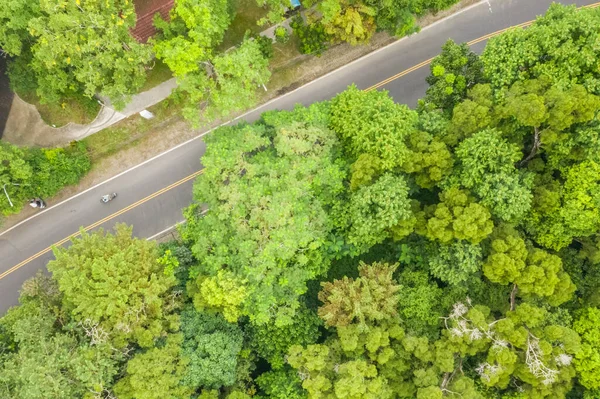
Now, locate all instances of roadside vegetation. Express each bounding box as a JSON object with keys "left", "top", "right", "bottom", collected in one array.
[
  {"left": 2, "top": 4, "right": 600, "bottom": 399},
  {"left": 0, "top": 0, "right": 462, "bottom": 126},
  {"left": 0, "top": 0, "right": 468, "bottom": 221},
  {"left": 0, "top": 141, "right": 90, "bottom": 217}
]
